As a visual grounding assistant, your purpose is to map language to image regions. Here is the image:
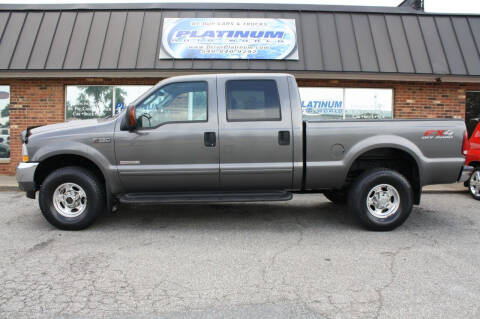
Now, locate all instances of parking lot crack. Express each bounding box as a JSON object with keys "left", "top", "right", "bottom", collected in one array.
[
  {"left": 262, "top": 215, "right": 306, "bottom": 286},
  {"left": 374, "top": 246, "right": 412, "bottom": 319}
]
